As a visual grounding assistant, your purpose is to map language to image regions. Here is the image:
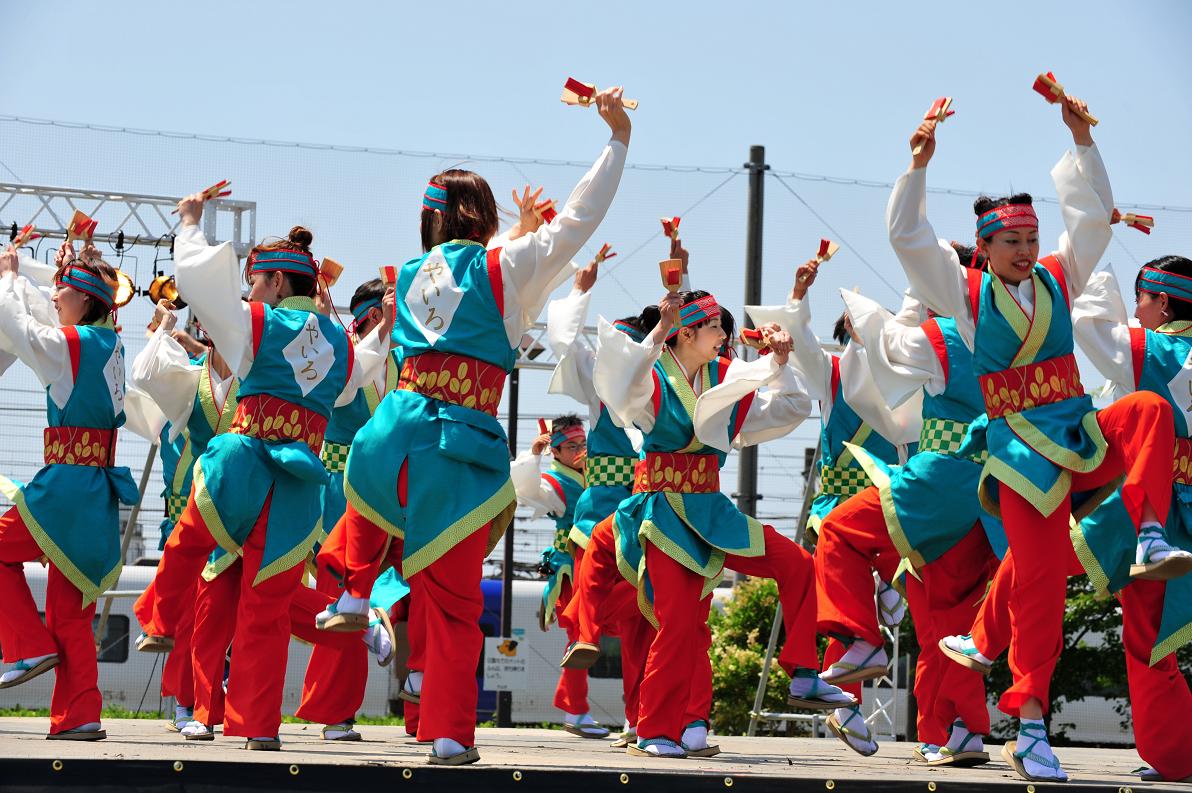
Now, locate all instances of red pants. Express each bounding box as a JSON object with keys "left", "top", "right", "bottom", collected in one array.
[
  {"left": 191, "top": 559, "right": 239, "bottom": 727},
  {"left": 637, "top": 525, "right": 816, "bottom": 742},
  {"left": 134, "top": 576, "right": 195, "bottom": 708},
  {"left": 970, "top": 545, "right": 1083, "bottom": 660},
  {"left": 552, "top": 546, "right": 590, "bottom": 715},
  {"left": 997, "top": 391, "right": 1173, "bottom": 716},
  {"left": 563, "top": 517, "right": 654, "bottom": 725},
  {"left": 815, "top": 487, "right": 996, "bottom": 740},
  {"left": 0, "top": 507, "right": 99, "bottom": 734},
  {"left": 292, "top": 518, "right": 377, "bottom": 726}
]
